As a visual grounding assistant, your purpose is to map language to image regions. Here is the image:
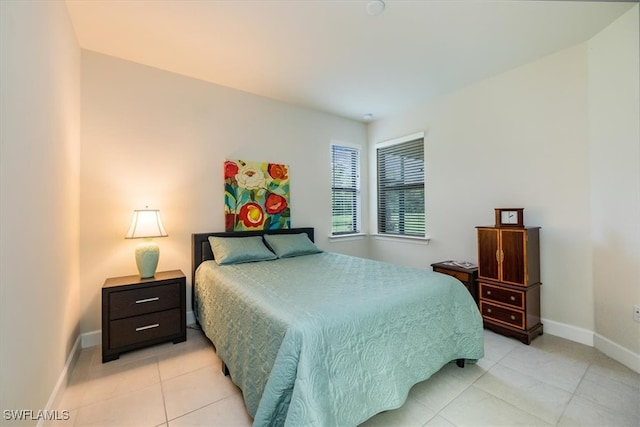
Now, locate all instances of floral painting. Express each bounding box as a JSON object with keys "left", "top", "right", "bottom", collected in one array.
[{"left": 224, "top": 160, "right": 291, "bottom": 231}]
